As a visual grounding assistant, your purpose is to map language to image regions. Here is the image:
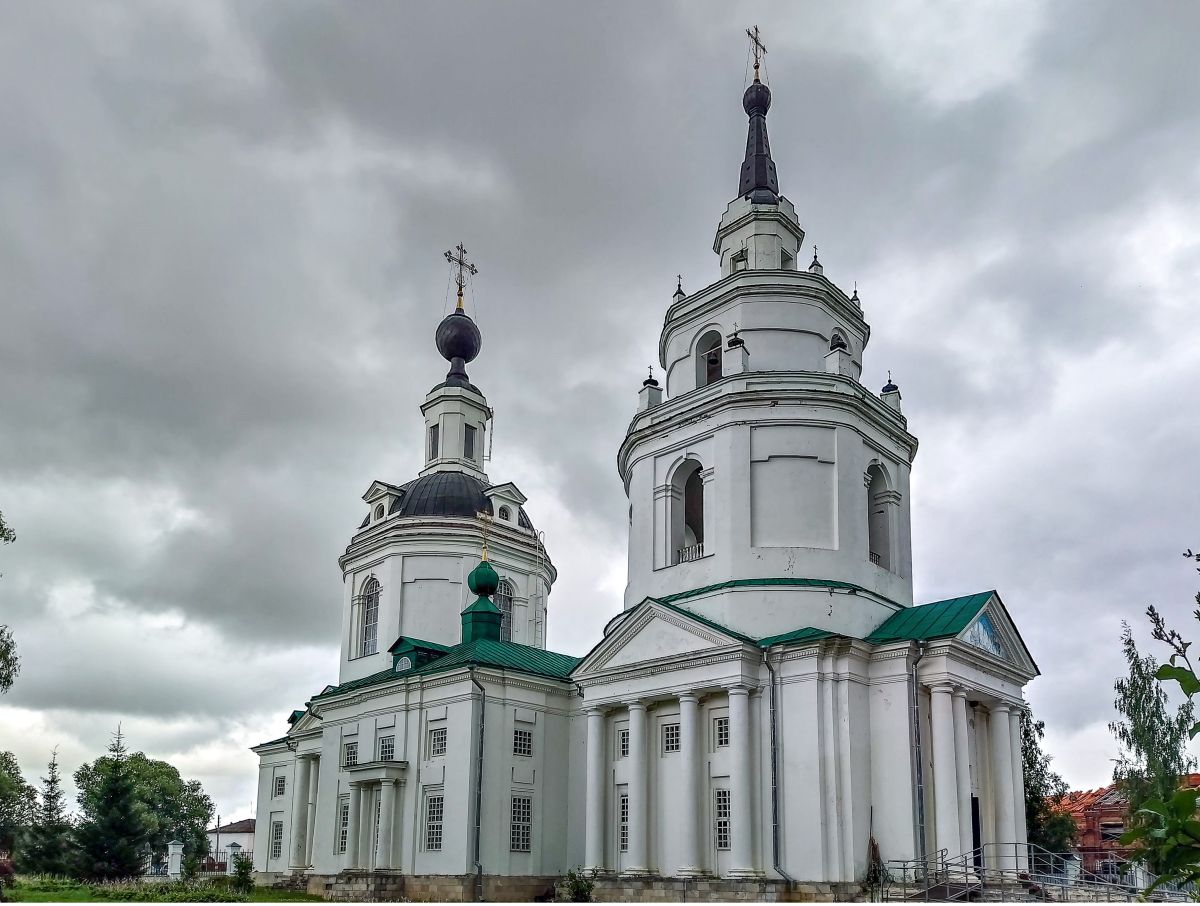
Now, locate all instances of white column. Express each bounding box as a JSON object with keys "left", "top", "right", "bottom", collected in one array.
[
  {"left": 625, "top": 702, "right": 649, "bottom": 875},
  {"left": 1009, "top": 708, "right": 1029, "bottom": 873},
  {"left": 952, "top": 690, "right": 974, "bottom": 860},
  {"left": 345, "top": 783, "right": 363, "bottom": 870},
  {"left": 376, "top": 779, "right": 397, "bottom": 870},
  {"left": 304, "top": 756, "right": 319, "bottom": 867},
  {"left": 728, "top": 686, "right": 758, "bottom": 877},
  {"left": 677, "top": 693, "right": 703, "bottom": 876},
  {"left": 289, "top": 755, "right": 312, "bottom": 869},
  {"left": 930, "top": 684, "right": 961, "bottom": 864},
  {"left": 989, "top": 704, "right": 1016, "bottom": 871},
  {"left": 584, "top": 708, "right": 607, "bottom": 873}
]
